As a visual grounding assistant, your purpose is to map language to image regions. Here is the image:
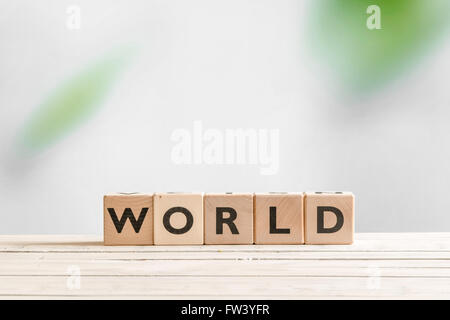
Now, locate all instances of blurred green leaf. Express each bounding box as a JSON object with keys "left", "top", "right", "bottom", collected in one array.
[
  {"left": 309, "top": 0, "right": 450, "bottom": 92},
  {"left": 19, "top": 48, "right": 133, "bottom": 154}
]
